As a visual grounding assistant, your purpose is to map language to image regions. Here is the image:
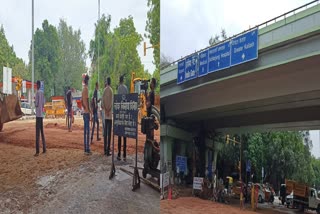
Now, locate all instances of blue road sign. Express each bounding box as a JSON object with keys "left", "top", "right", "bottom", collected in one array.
[
  {"left": 208, "top": 40, "right": 231, "bottom": 73},
  {"left": 113, "top": 93, "right": 139, "bottom": 139},
  {"left": 177, "top": 59, "right": 185, "bottom": 84},
  {"left": 184, "top": 54, "right": 198, "bottom": 82},
  {"left": 231, "top": 28, "right": 258, "bottom": 66},
  {"left": 198, "top": 50, "right": 208, "bottom": 77},
  {"left": 176, "top": 155, "right": 187, "bottom": 172}
]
